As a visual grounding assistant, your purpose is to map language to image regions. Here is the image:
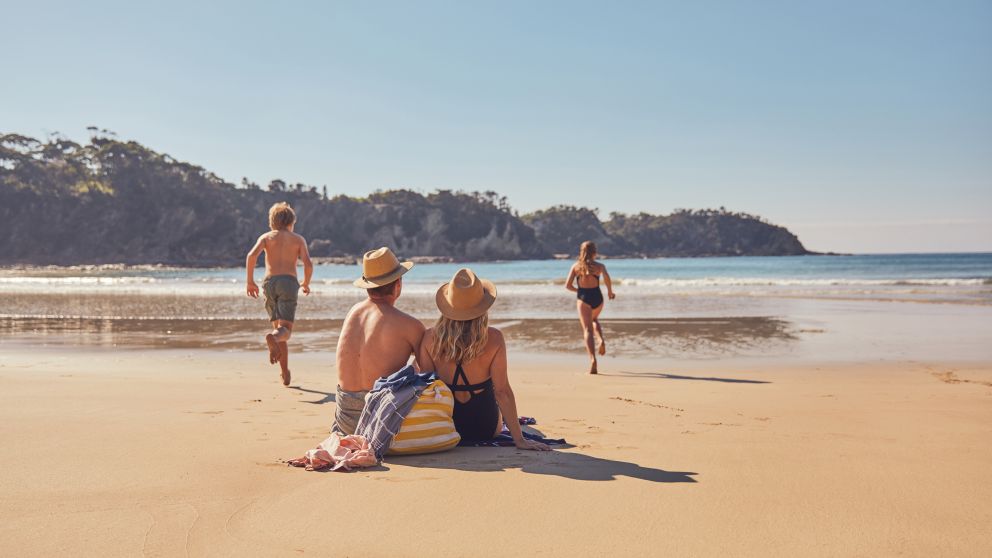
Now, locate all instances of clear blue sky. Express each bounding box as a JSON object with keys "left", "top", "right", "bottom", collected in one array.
[{"left": 2, "top": 1, "right": 990, "bottom": 253}]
